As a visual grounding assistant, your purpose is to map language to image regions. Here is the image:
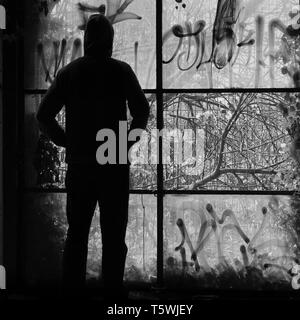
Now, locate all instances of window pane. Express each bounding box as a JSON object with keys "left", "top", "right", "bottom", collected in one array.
[
  {"left": 163, "top": 0, "right": 300, "bottom": 88},
  {"left": 24, "top": 0, "right": 156, "bottom": 90},
  {"left": 163, "top": 92, "right": 296, "bottom": 191},
  {"left": 128, "top": 94, "right": 157, "bottom": 190},
  {"left": 164, "top": 194, "right": 298, "bottom": 290},
  {"left": 24, "top": 94, "right": 157, "bottom": 190},
  {"left": 163, "top": 93, "right": 299, "bottom": 191},
  {"left": 25, "top": 94, "right": 66, "bottom": 188},
  {"left": 22, "top": 193, "right": 157, "bottom": 287}
]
